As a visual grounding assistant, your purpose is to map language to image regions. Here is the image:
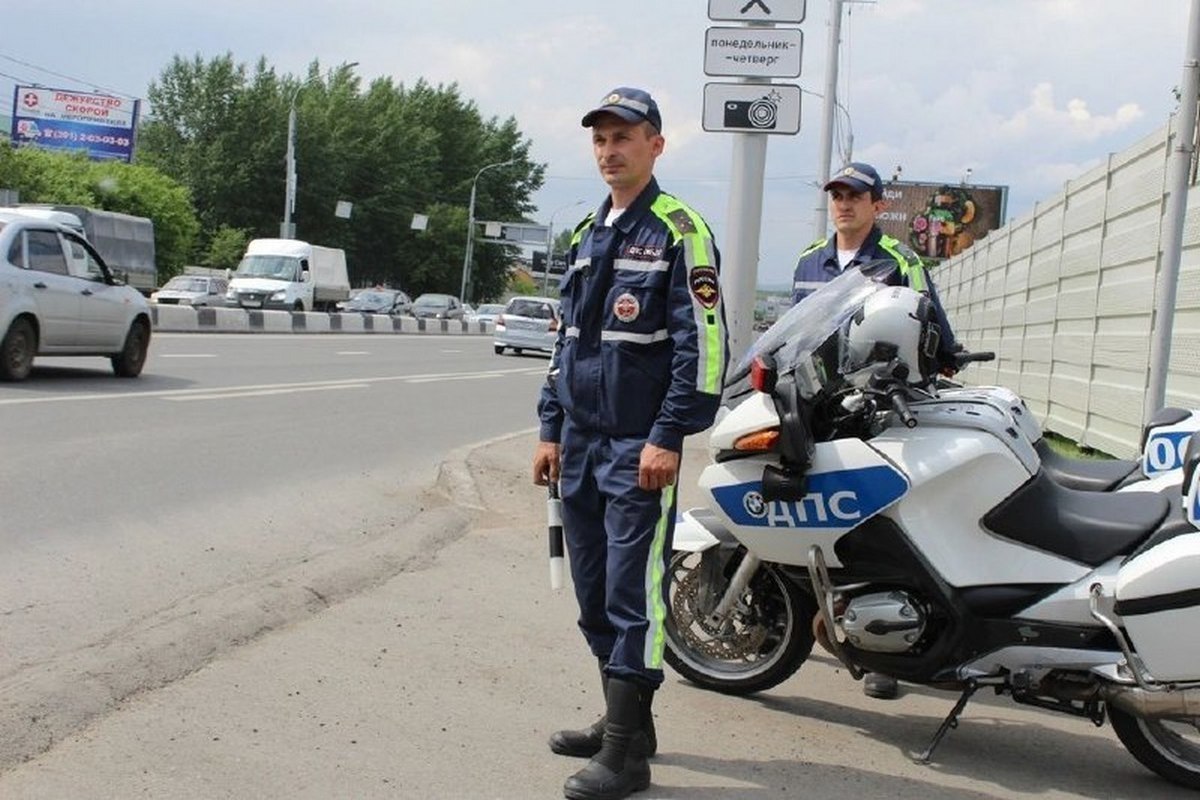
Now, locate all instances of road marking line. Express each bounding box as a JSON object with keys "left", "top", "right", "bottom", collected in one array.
[
  {"left": 337, "top": 351, "right": 371, "bottom": 356},
  {"left": 165, "top": 384, "right": 369, "bottom": 401},
  {"left": 0, "top": 367, "right": 546, "bottom": 406},
  {"left": 158, "top": 353, "right": 217, "bottom": 358}
]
